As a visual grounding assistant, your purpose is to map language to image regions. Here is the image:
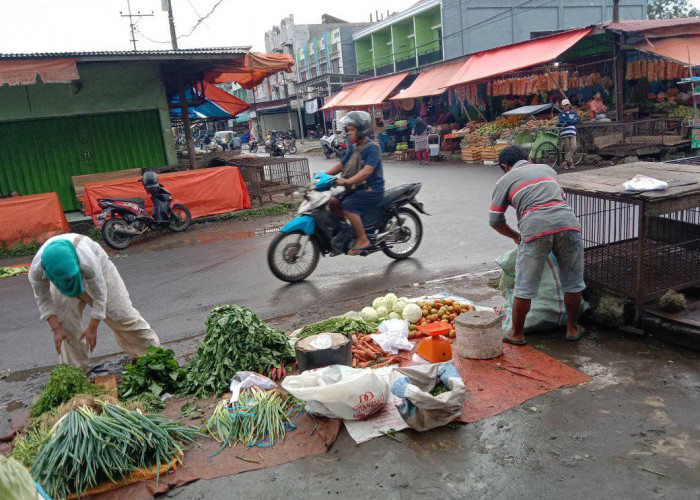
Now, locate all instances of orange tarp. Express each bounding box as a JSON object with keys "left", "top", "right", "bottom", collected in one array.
[
  {"left": 329, "top": 72, "right": 410, "bottom": 108},
  {"left": 630, "top": 35, "right": 700, "bottom": 66},
  {"left": 0, "top": 193, "right": 69, "bottom": 245},
  {"left": 444, "top": 27, "right": 593, "bottom": 88},
  {"left": 320, "top": 88, "right": 354, "bottom": 110},
  {"left": 0, "top": 58, "right": 79, "bottom": 86},
  {"left": 82, "top": 167, "right": 251, "bottom": 220},
  {"left": 201, "top": 81, "right": 249, "bottom": 116},
  {"left": 390, "top": 61, "right": 463, "bottom": 100},
  {"left": 205, "top": 52, "right": 294, "bottom": 89}
]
